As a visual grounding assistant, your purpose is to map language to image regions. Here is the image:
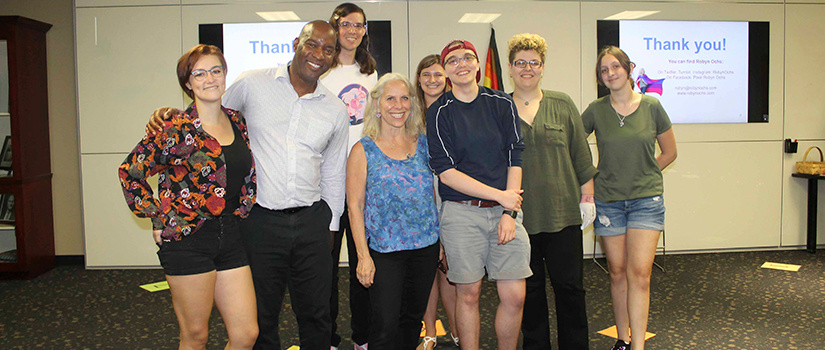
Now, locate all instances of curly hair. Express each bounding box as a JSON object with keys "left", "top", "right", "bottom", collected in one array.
[
  {"left": 329, "top": 3, "right": 376, "bottom": 75},
  {"left": 507, "top": 33, "right": 547, "bottom": 64}
]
